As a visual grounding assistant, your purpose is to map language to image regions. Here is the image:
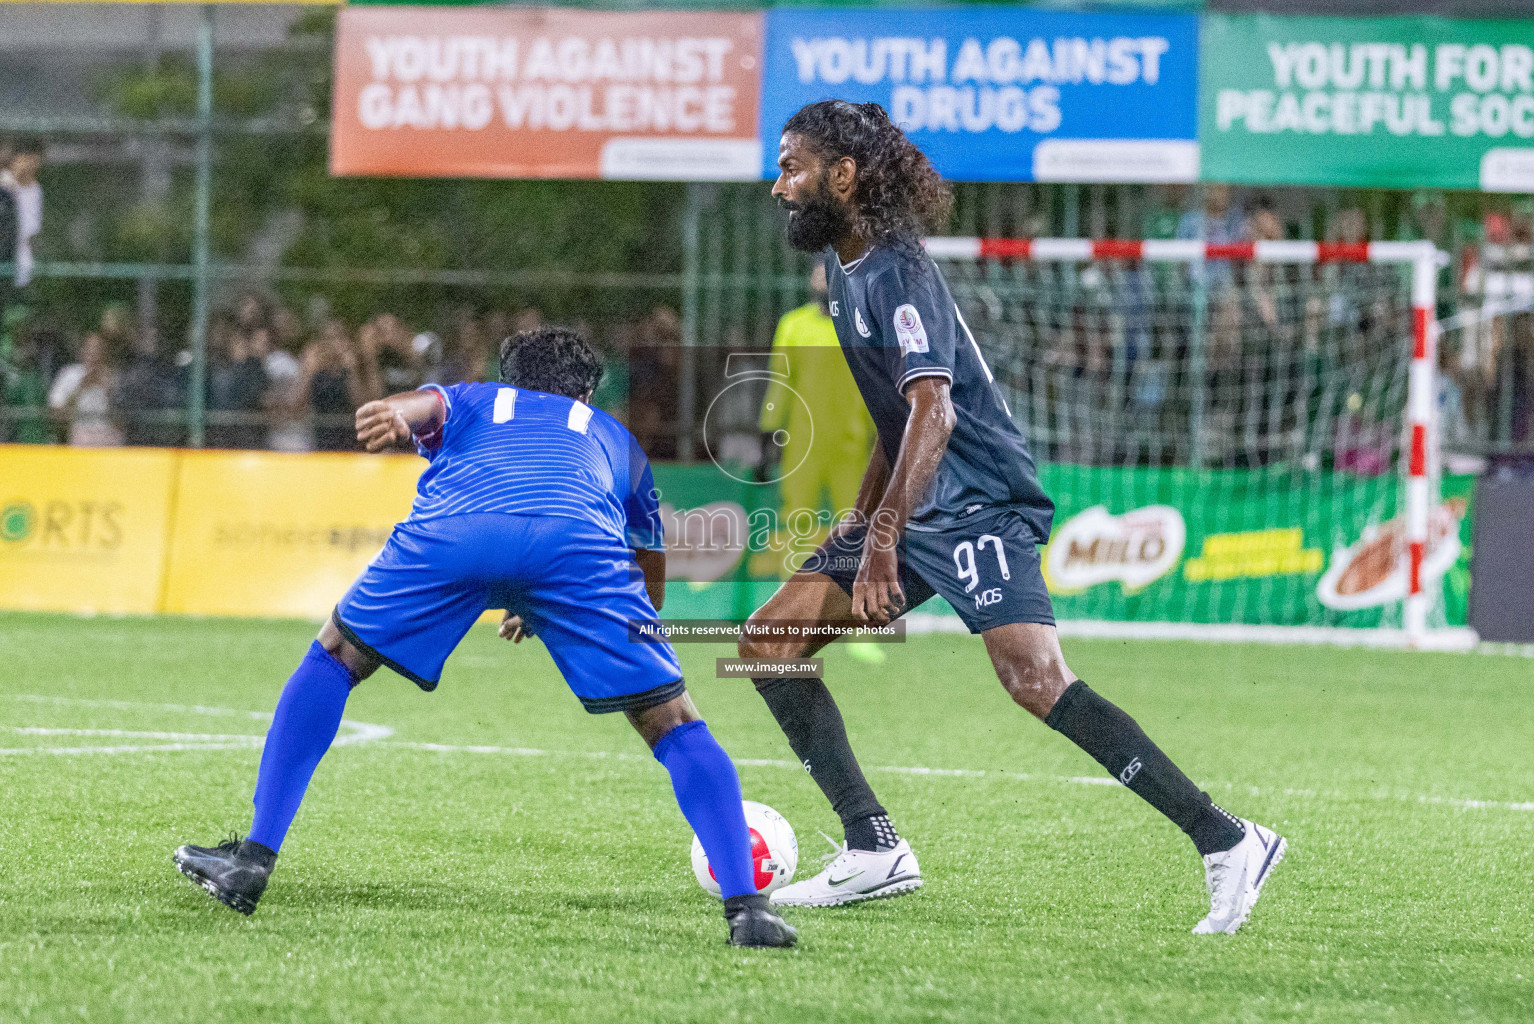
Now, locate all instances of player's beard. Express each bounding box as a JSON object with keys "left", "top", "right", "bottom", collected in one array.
[{"left": 782, "top": 174, "right": 852, "bottom": 253}]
